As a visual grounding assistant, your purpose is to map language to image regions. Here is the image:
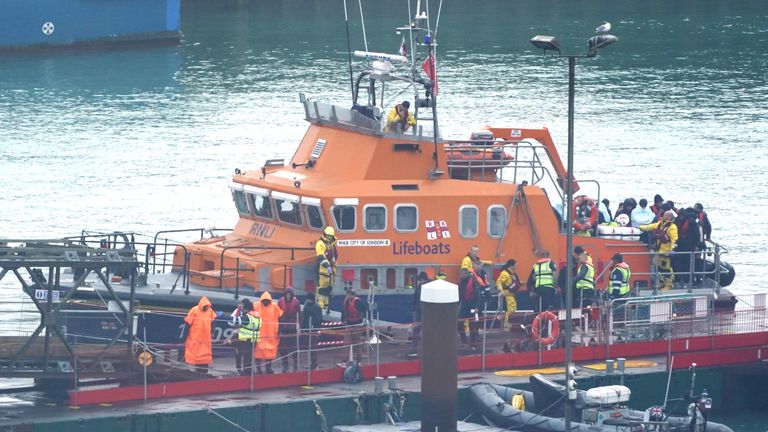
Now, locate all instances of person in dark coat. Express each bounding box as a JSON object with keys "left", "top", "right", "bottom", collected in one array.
[
  {"left": 277, "top": 288, "right": 302, "bottom": 372},
  {"left": 341, "top": 290, "right": 369, "bottom": 363},
  {"left": 301, "top": 293, "right": 323, "bottom": 370},
  {"left": 409, "top": 271, "right": 432, "bottom": 357}
]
